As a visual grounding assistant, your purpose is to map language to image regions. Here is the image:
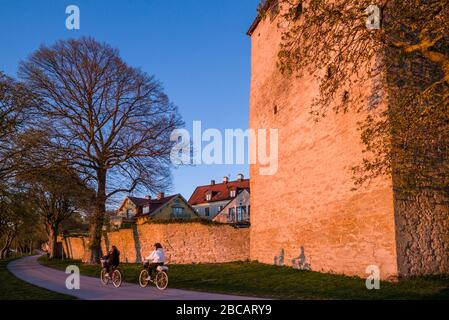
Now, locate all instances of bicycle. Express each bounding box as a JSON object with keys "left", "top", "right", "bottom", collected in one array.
[
  {"left": 139, "top": 262, "right": 169, "bottom": 290},
  {"left": 100, "top": 258, "right": 122, "bottom": 288}
]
